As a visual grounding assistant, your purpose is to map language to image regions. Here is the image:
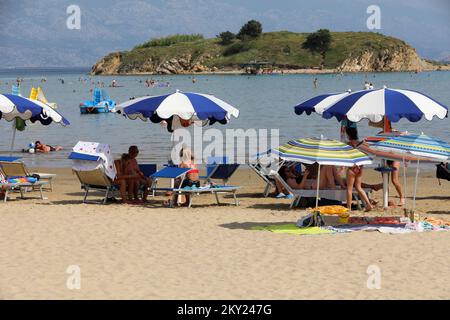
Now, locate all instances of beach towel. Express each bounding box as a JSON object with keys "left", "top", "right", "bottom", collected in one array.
[
  {"left": 251, "top": 224, "right": 334, "bottom": 235},
  {"left": 7, "top": 176, "right": 38, "bottom": 184},
  {"left": 72, "top": 141, "right": 116, "bottom": 180}
]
